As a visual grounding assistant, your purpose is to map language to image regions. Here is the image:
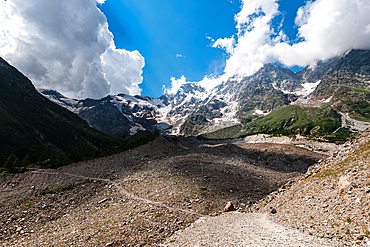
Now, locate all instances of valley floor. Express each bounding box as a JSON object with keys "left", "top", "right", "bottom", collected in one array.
[{"left": 0, "top": 135, "right": 349, "bottom": 246}]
